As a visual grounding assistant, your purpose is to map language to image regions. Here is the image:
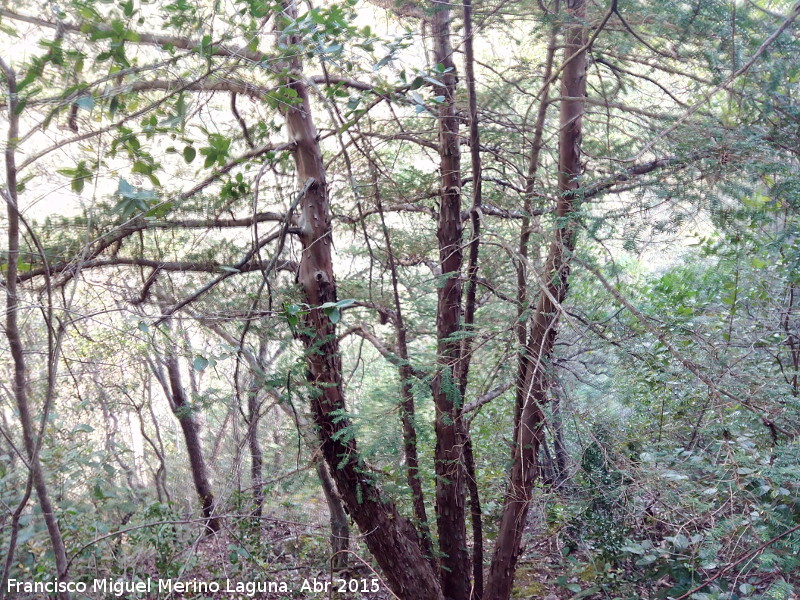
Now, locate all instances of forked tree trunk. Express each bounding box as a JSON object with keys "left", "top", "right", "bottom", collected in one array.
[
  {"left": 485, "top": 2, "right": 587, "bottom": 598},
  {"left": 277, "top": 2, "right": 443, "bottom": 597}
]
